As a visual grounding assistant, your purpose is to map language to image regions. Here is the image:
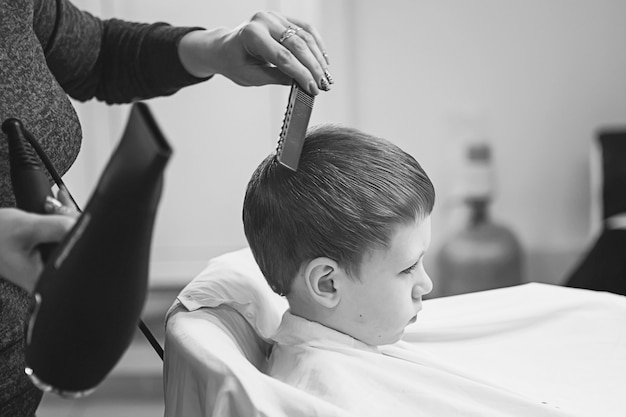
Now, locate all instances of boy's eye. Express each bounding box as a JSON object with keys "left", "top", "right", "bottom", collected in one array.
[{"left": 401, "top": 261, "right": 419, "bottom": 275}]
